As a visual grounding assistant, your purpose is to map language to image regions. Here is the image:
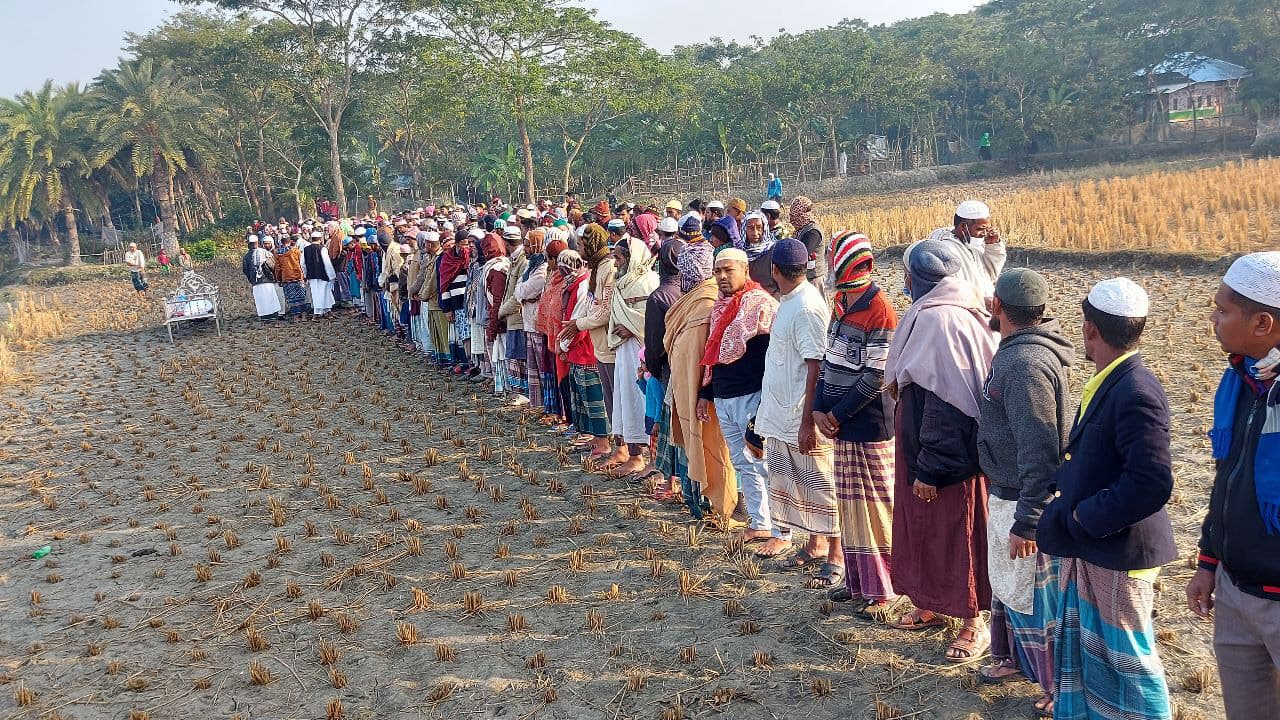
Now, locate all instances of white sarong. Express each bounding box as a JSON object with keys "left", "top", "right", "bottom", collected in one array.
[
  {"left": 252, "top": 283, "right": 281, "bottom": 317},
  {"left": 987, "top": 496, "right": 1036, "bottom": 614},
  {"left": 309, "top": 280, "right": 335, "bottom": 314}
]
